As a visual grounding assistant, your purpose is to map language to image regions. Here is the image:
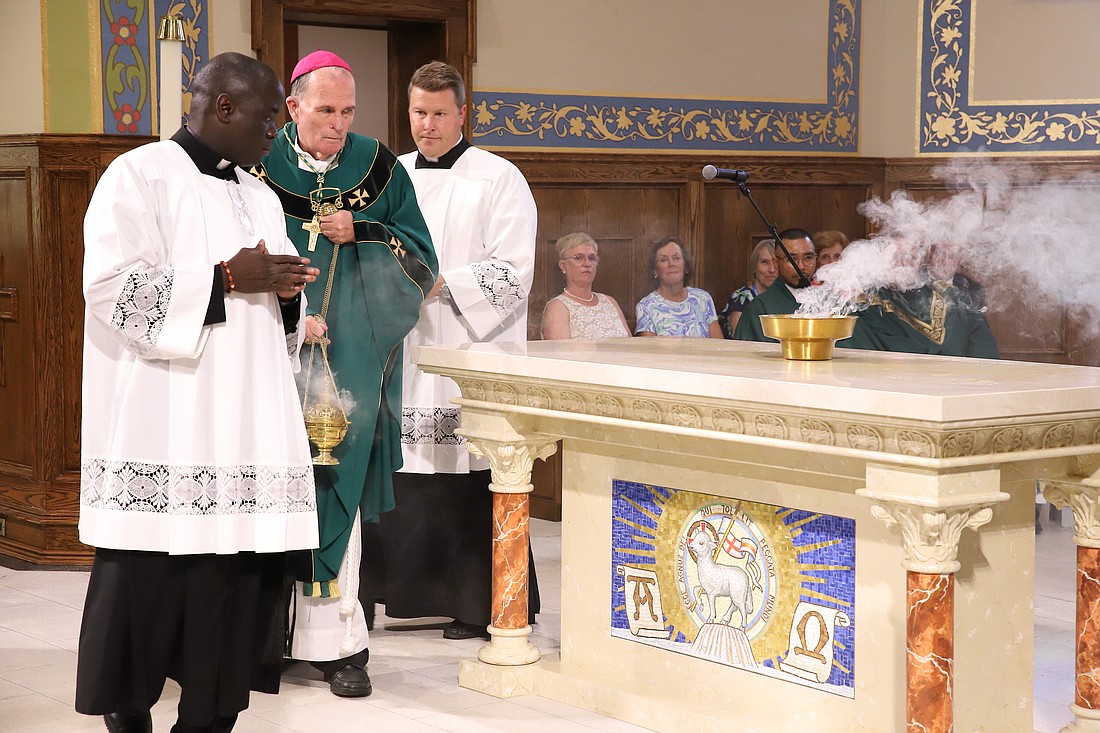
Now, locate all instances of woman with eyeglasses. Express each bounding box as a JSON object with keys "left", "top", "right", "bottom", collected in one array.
[
  {"left": 635, "top": 237, "right": 723, "bottom": 338},
  {"left": 541, "top": 232, "right": 631, "bottom": 339}
]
